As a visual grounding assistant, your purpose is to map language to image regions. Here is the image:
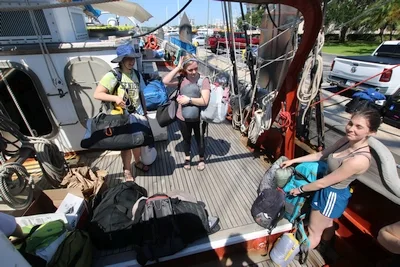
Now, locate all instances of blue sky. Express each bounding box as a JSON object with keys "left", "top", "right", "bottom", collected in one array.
[{"left": 98, "top": 0, "right": 244, "bottom": 27}]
